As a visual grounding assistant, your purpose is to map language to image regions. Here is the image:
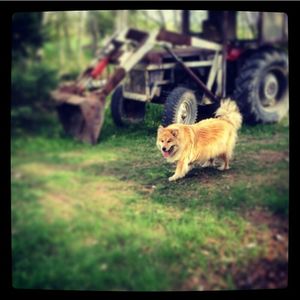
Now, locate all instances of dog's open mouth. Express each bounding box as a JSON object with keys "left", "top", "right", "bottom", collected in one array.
[{"left": 162, "top": 145, "right": 175, "bottom": 158}]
